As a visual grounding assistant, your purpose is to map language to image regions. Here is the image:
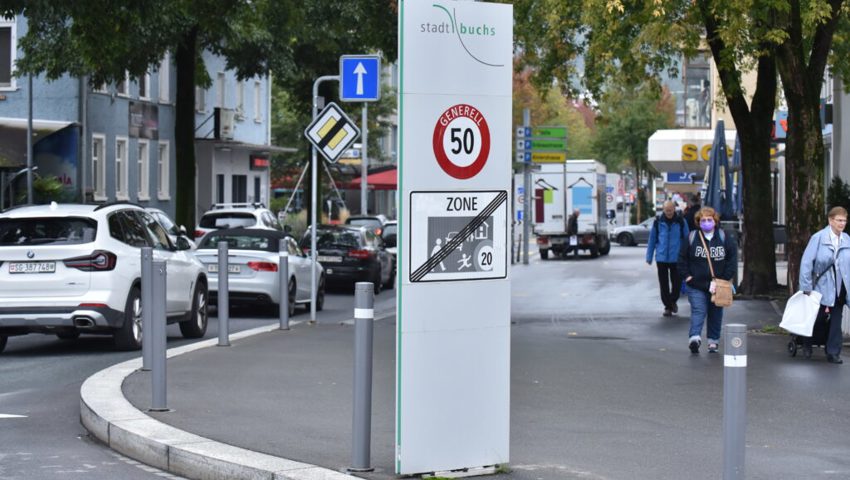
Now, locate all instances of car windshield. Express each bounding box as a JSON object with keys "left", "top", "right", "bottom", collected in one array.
[
  {"left": 199, "top": 212, "right": 256, "bottom": 229},
  {"left": 153, "top": 212, "right": 179, "bottom": 235},
  {"left": 314, "top": 230, "right": 360, "bottom": 249},
  {"left": 0, "top": 217, "right": 98, "bottom": 246},
  {"left": 198, "top": 233, "right": 275, "bottom": 252},
  {"left": 347, "top": 218, "right": 382, "bottom": 229}
]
